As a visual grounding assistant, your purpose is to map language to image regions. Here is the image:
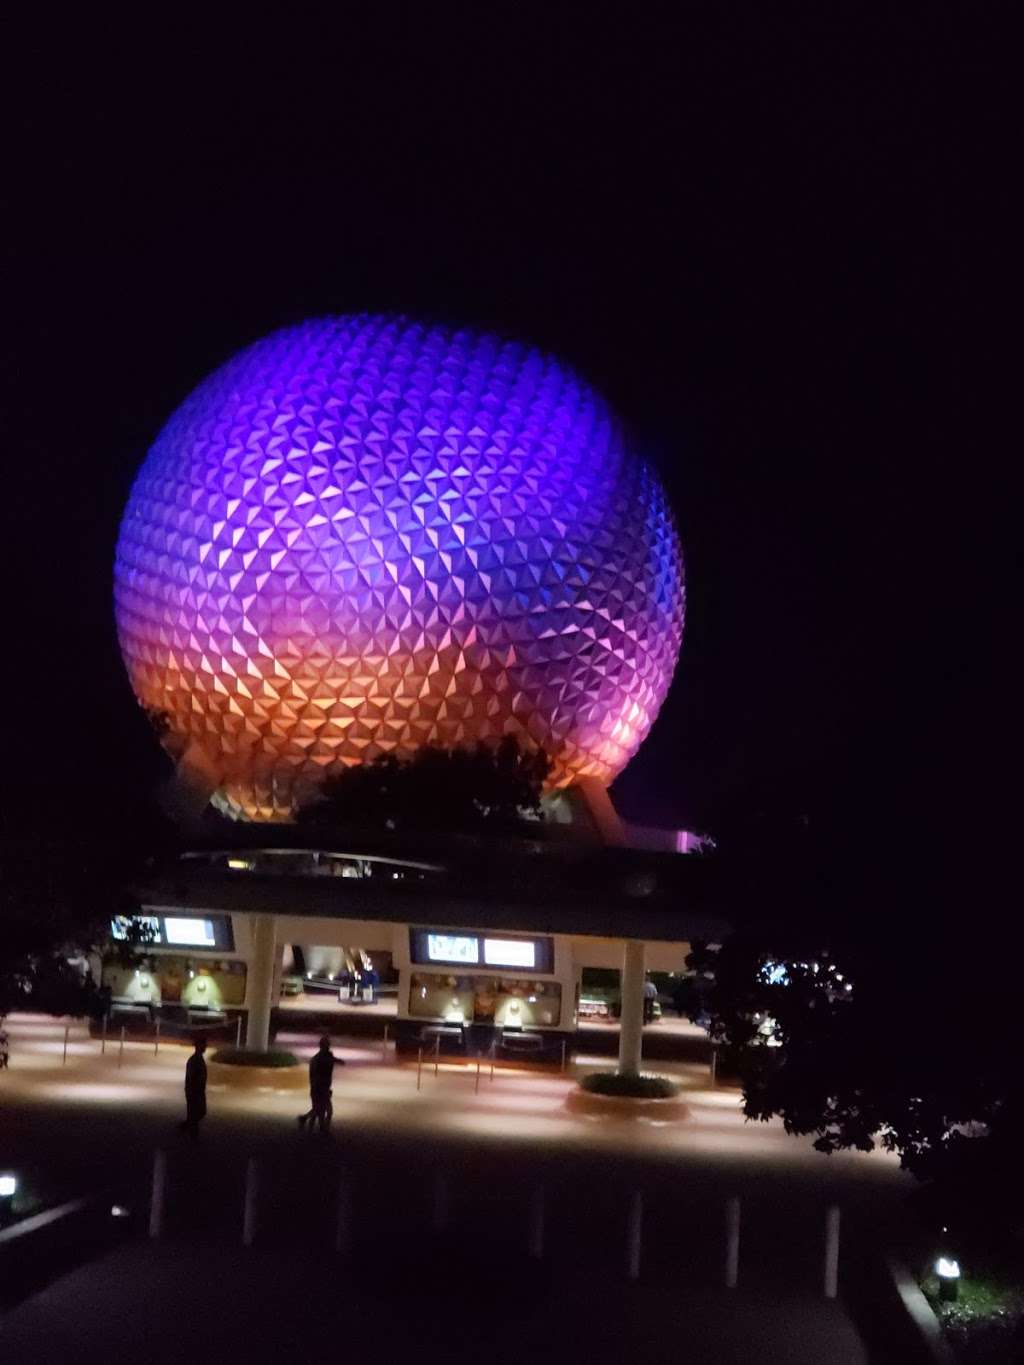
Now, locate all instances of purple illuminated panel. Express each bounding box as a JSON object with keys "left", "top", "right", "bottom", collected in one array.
[{"left": 114, "top": 316, "right": 685, "bottom": 820}]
